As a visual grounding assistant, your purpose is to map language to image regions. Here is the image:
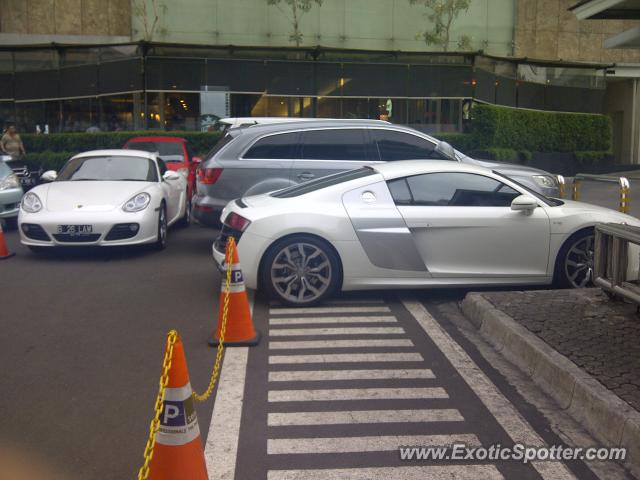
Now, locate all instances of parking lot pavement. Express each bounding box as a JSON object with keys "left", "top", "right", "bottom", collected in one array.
[
  {"left": 0, "top": 225, "right": 223, "bottom": 480},
  {"left": 225, "top": 295, "right": 599, "bottom": 480}
]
